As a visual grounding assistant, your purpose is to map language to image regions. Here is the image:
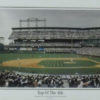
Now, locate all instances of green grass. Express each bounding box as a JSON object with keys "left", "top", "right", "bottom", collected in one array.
[
  {"left": 39, "top": 60, "right": 96, "bottom": 67},
  {"left": 0, "top": 66, "right": 100, "bottom": 74},
  {"left": 0, "top": 53, "right": 82, "bottom": 64},
  {"left": 0, "top": 52, "right": 100, "bottom": 74}
]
